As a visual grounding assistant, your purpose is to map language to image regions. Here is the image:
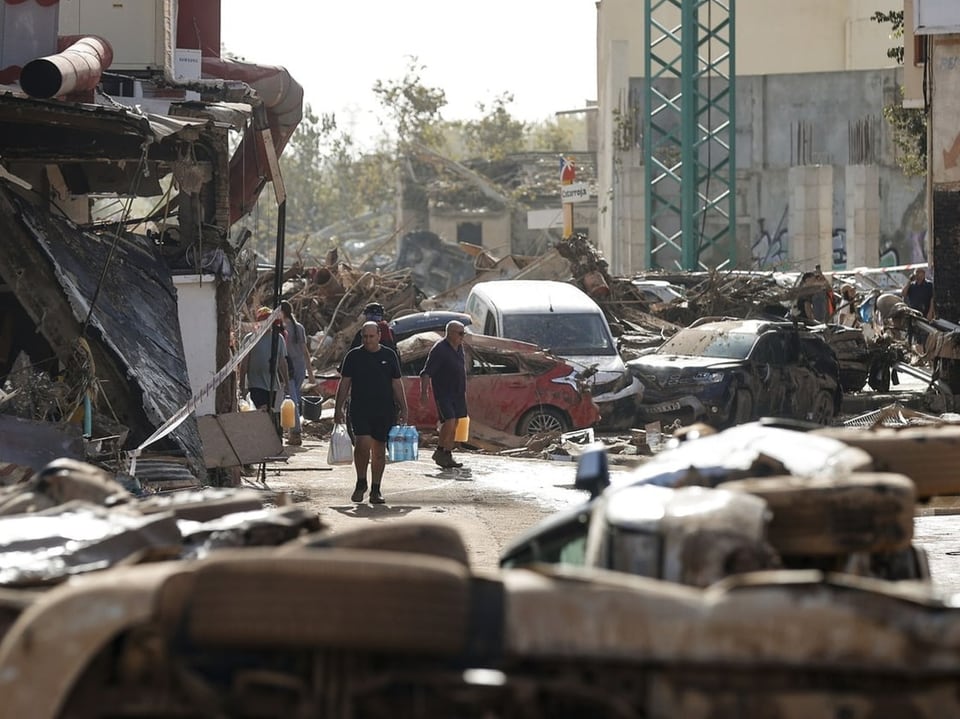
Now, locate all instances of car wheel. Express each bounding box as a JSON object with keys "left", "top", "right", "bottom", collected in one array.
[
  {"left": 811, "top": 391, "right": 836, "bottom": 425},
  {"left": 517, "top": 407, "right": 570, "bottom": 435},
  {"left": 731, "top": 389, "right": 753, "bottom": 426}
]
